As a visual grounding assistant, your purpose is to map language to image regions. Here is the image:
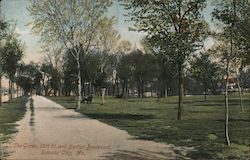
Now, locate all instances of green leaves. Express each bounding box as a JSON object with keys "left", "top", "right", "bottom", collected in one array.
[
  {"left": 1, "top": 35, "right": 24, "bottom": 80},
  {"left": 0, "top": 20, "right": 9, "bottom": 40},
  {"left": 121, "top": 0, "right": 208, "bottom": 64},
  {"left": 28, "top": 0, "right": 112, "bottom": 54},
  {"left": 190, "top": 52, "right": 223, "bottom": 93}
]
